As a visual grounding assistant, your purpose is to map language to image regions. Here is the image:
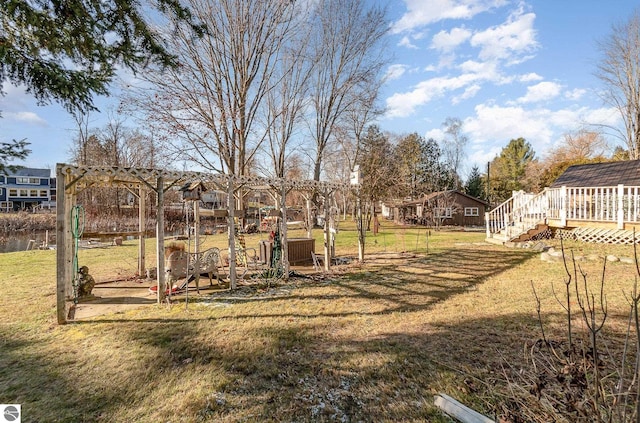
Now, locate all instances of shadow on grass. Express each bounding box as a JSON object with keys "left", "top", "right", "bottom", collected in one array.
[
  {"left": 76, "top": 246, "right": 535, "bottom": 323},
  {"left": 2, "top": 311, "right": 557, "bottom": 421},
  {"left": 1, "top": 244, "right": 560, "bottom": 421}
]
